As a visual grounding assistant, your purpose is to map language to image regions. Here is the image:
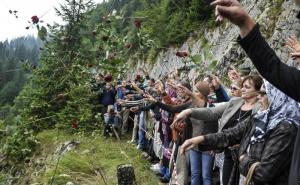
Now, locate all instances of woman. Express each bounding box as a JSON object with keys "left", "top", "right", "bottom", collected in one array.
[
  {"left": 179, "top": 81, "right": 300, "bottom": 185},
  {"left": 173, "top": 75, "right": 263, "bottom": 185},
  {"left": 146, "top": 81, "right": 217, "bottom": 185},
  {"left": 229, "top": 82, "right": 242, "bottom": 98},
  {"left": 215, "top": 81, "right": 243, "bottom": 185}
]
